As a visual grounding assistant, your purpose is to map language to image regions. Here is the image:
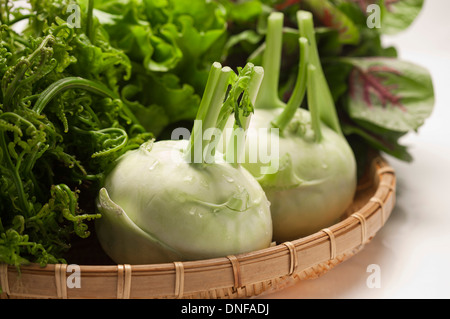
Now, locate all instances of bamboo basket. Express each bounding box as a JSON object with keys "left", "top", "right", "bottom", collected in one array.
[{"left": 0, "top": 154, "right": 395, "bottom": 299}]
